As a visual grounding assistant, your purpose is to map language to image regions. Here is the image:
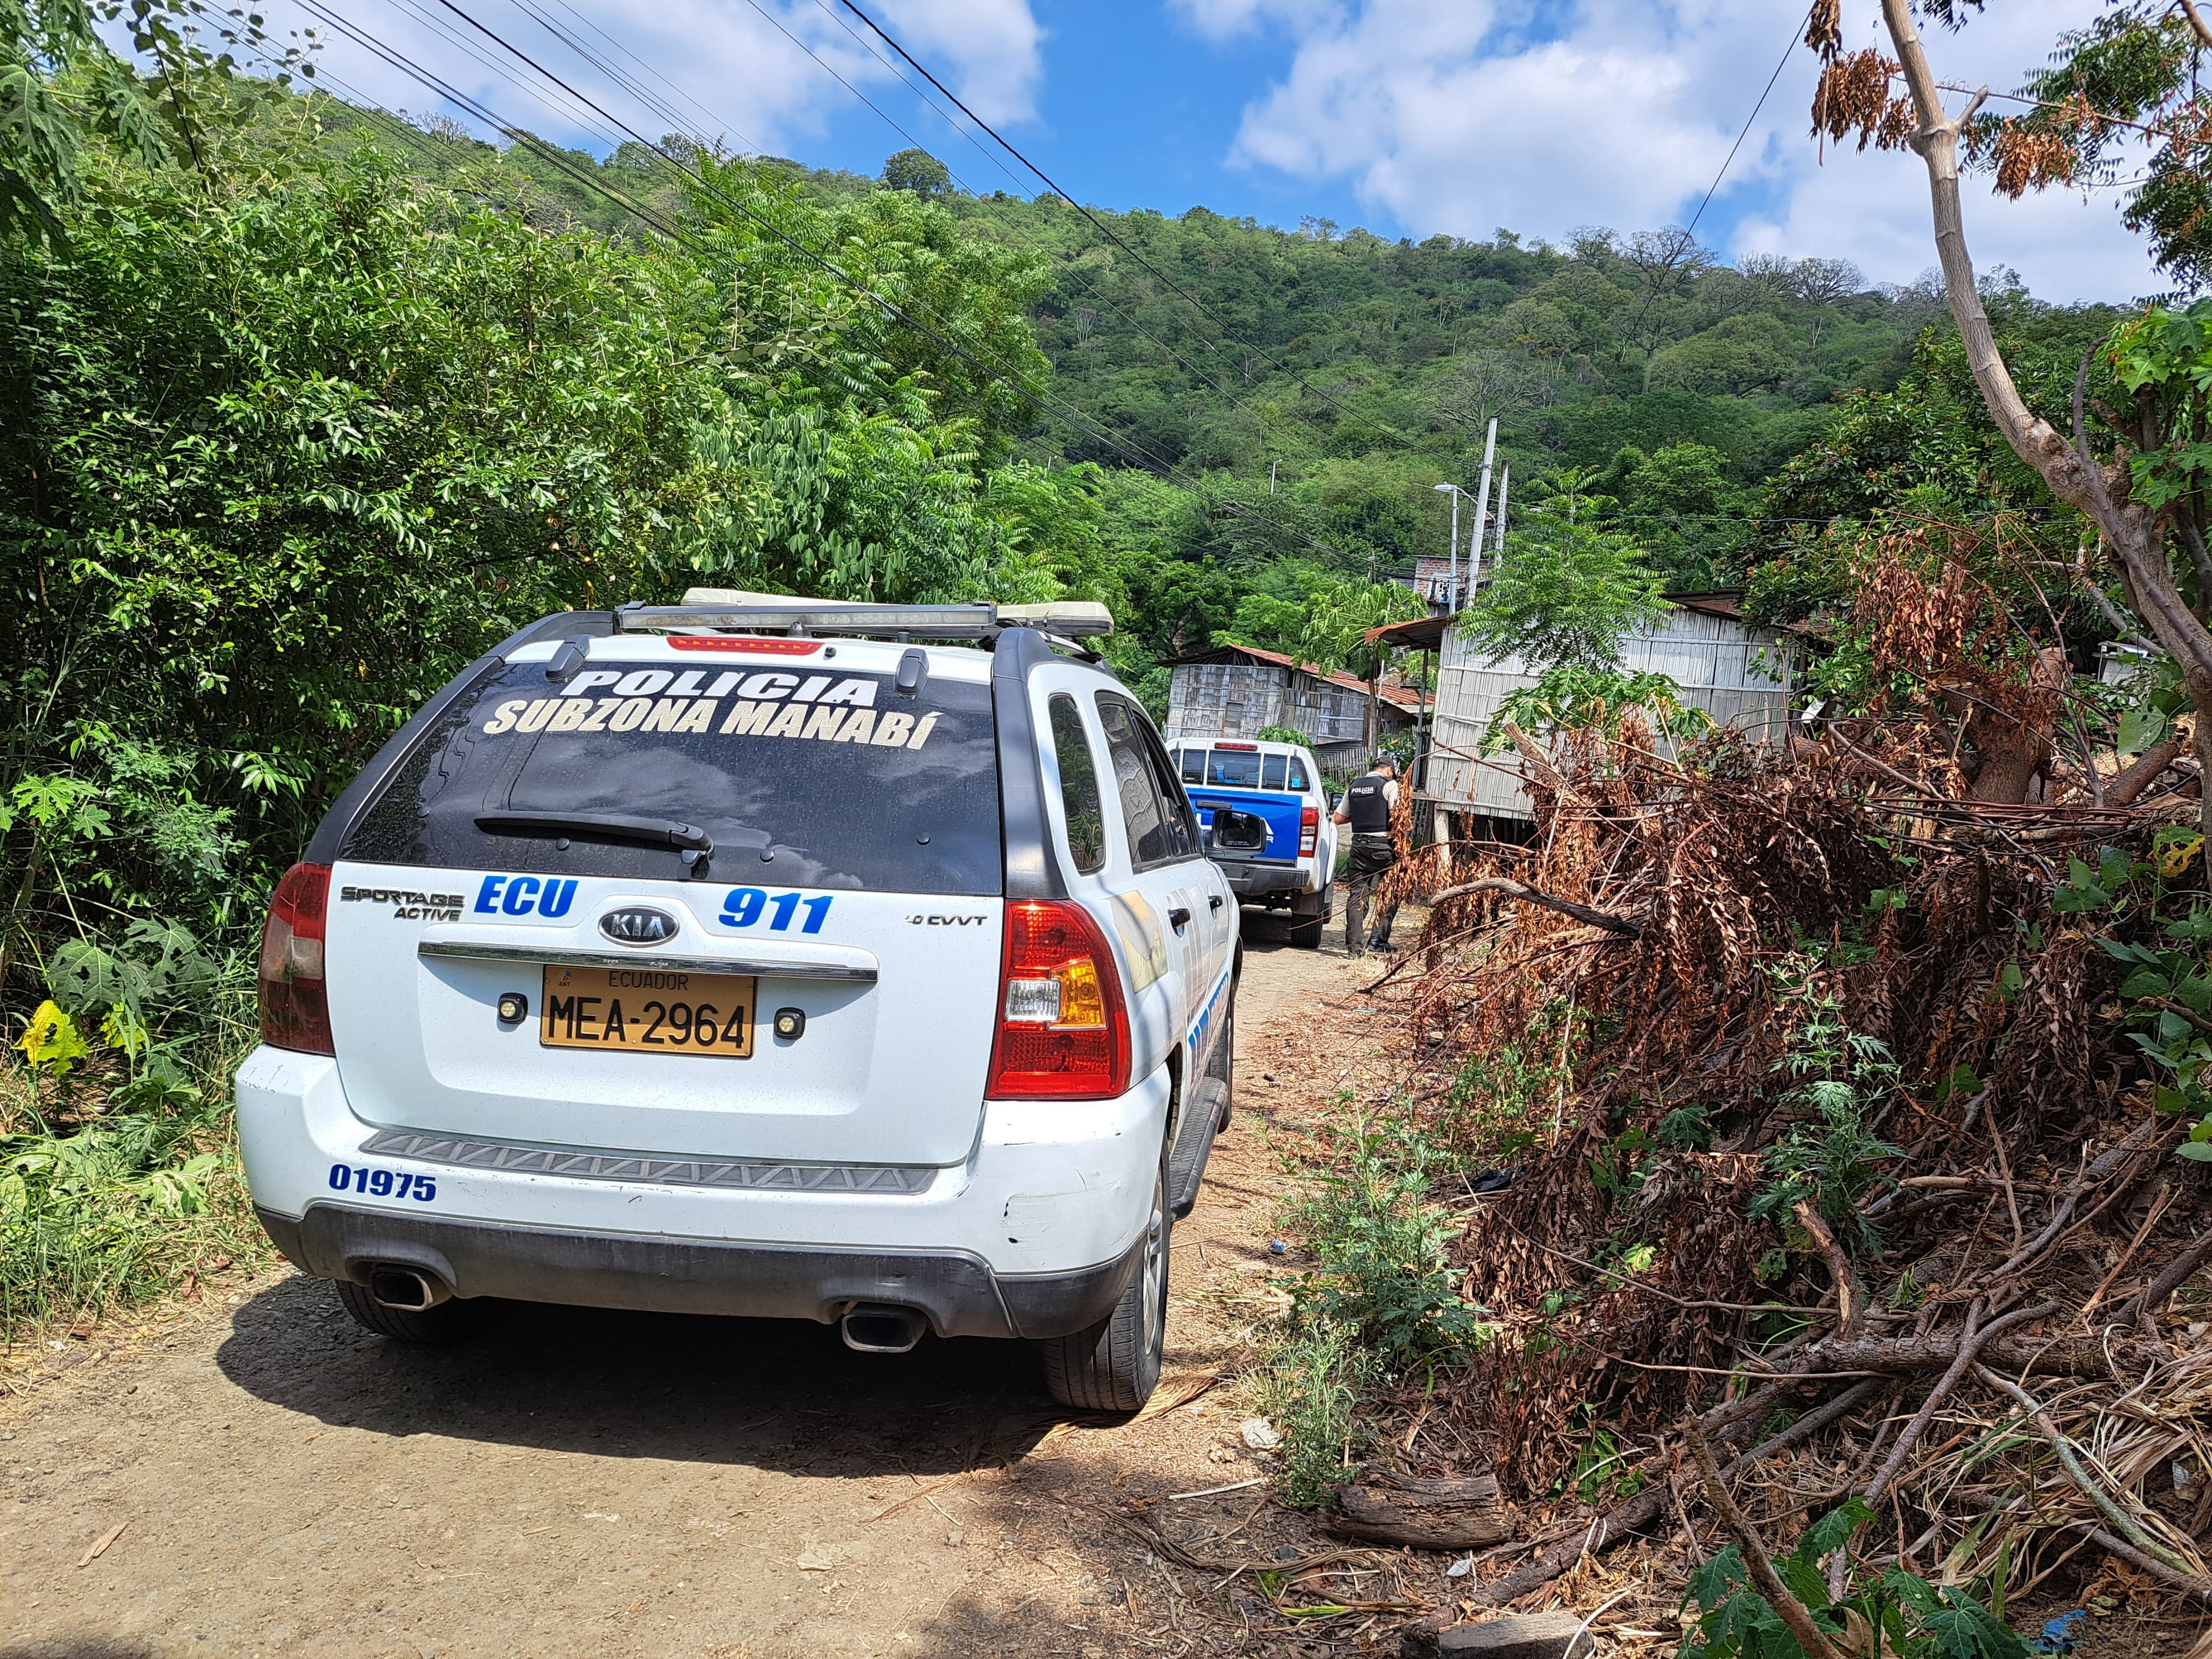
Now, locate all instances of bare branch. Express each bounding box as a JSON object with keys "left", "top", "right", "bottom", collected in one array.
[
  {"left": 1424, "top": 876, "right": 1642, "bottom": 938},
  {"left": 1683, "top": 1418, "right": 1845, "bottom": 1659},
  {"left": 2181, "top": 0, "right": 2212, "bottom": 52}
]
